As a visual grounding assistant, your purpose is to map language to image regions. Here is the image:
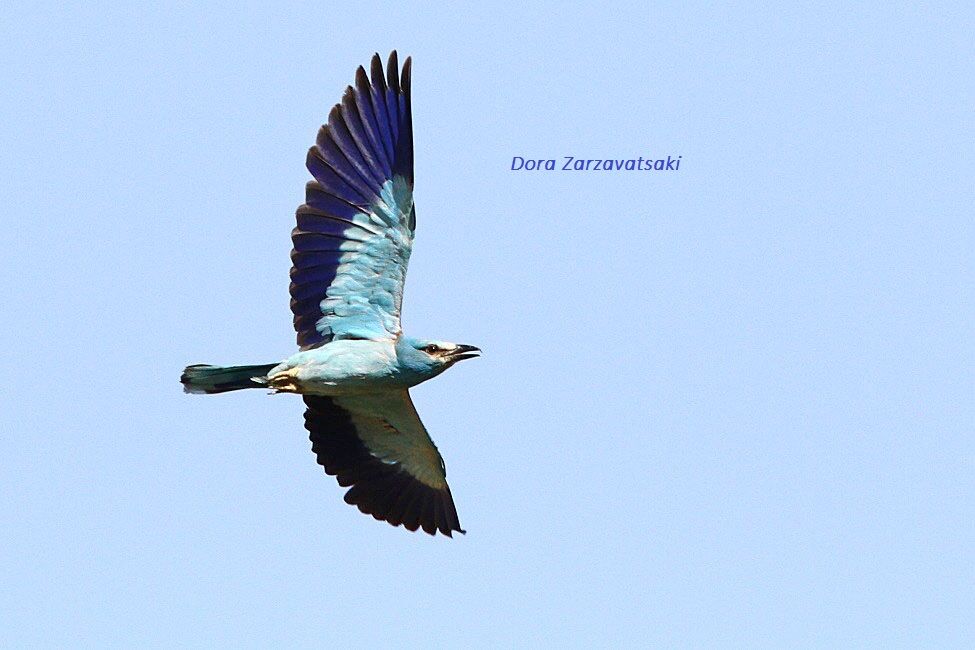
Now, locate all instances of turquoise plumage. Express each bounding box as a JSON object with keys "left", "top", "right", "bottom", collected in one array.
[{"left": 181, "top": 52, "right": 478, "bottom": 537}]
